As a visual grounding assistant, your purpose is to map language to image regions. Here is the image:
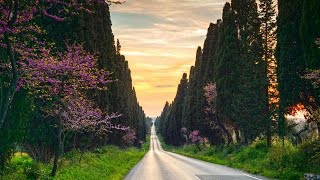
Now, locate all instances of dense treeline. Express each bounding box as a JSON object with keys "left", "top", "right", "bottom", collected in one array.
[
  {"left": 157, "top": 0, "right": 320, "bottom": 147},
  {"left": 41, "top": 1, "right": 147, "bottom": 144},
  {"left": 0, "top": 0, "right": 147, "bottom": 175}
]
